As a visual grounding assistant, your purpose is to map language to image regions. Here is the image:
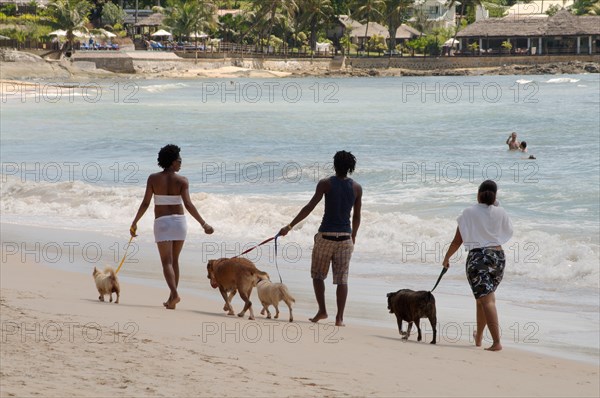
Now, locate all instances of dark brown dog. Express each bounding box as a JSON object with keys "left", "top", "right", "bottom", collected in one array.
[
  {"left": 387, "top": 289, "right": 437, "bottom": 344},
  {"left": 207, "top": 257, "right": 269, "bottom": 320}
]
